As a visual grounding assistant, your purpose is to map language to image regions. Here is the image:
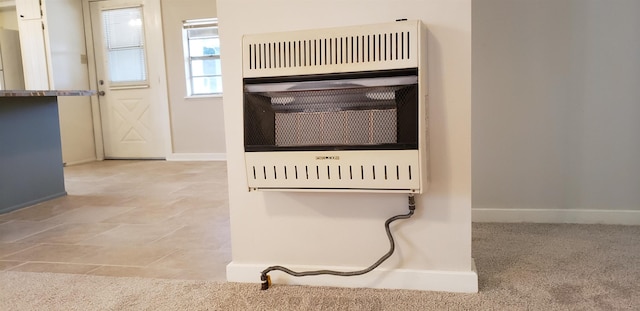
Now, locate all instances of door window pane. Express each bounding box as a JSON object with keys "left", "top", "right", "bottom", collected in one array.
[
  {"left": 108, "top": 49, "right": 147, "bottom": 82},
  {"left": 102, "top": 7, "right": 147, "bottom": 84}
]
